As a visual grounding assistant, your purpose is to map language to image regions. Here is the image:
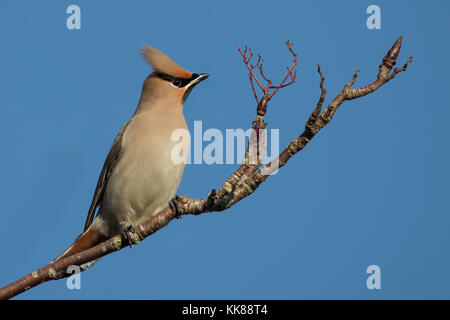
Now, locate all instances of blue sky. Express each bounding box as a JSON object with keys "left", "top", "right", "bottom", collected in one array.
[{"left": 0, "top": 0, "right": 449, "bottom": 299}]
